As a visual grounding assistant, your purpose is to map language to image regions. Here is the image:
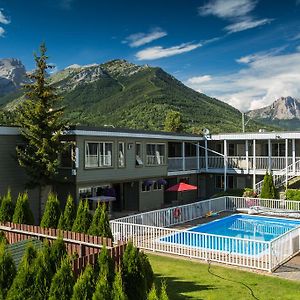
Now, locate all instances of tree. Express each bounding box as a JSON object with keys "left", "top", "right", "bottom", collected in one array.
[
  {"left": 33, "top": 242, "right": 53, "bottom": 299},
  {"left": 58, "top": 194, "right": 76, "bottom": 230},
  {"left": 48, "top": 257, "right": 75, "bottom": 300},
  {"left": 159, "top": 280, "right": 169, "bottom": 300},
  {"left": 139, "top": 251, "right": 154, "bottom": 293},
  {"left": 6, "top": 243, "right": 37, "bottom": 300},
  {"left": 0, "top": 243, "right": 16, "bottom": 299},
  {"left": 112, "top": 269, "right": 127, "bottom": 300},
  {"left": 121, "top": 242, "right": 146, "bottom": 300},
  {"left": 12, "top": 192, "right": 34, "bottom": 225},
  {"left": 72, "top": 200, "right": 92, "bottom": 233},
  {"left": 71, "top": 264, "right": 95, "bottom": 300},
  {"left": 40, "top": 193, "right": 61, "bottom": 228},
  {"left": 89, "top": 203, "right": 113, "bottom": 239},
  {"left": 16, "top": 43, "right": 66, "bottom": 188},
  {"left": 92, "top": 273, "right": 111, "bottom": 300},
  {"left": 0, "top": 189, "right": 14, "bottom": 222},
  {"left": 260, "top": 172, "right": 277, "bottom": 199},
  {"left": 164, "top": 111, "right": 182, "bottom": 133},
  {"left": 50, "top": 237, "right": 67, "bottom": 273},
  {"left": 147, "top": 284, "right": 158, "bottom": 300},
  {"left": 97, "top": 245, "right": 115, "bottom": 286},
  {"left": 0, "top": 231, "right": 7, "bottom": 244}
]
